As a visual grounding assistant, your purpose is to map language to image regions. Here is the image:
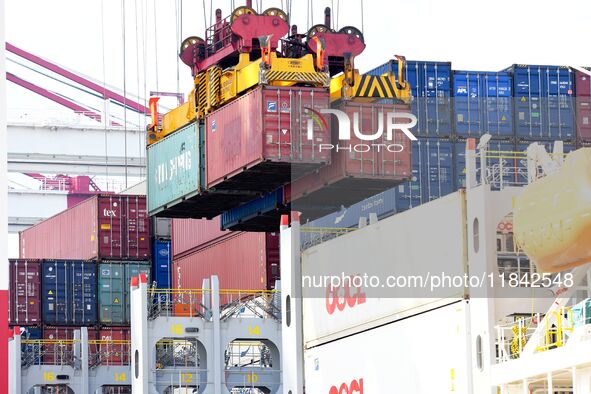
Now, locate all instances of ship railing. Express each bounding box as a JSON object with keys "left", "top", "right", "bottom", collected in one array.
[
  {"left": 495, "top": 306, "right": 577, "bottom": 363},
  {"left": 155, "top": 338, "right": 201, "bottom": 369},
  {"left": 224, "top": 340, "right": 274, "bottom": 369},
  {"left": 205, "top": 14, "right": 233, "bottom": 56},
  {"left": 219, "top": 289, "right": 282, "bottom": 321},
  {"left": 300, "top": 226, "right": 357, "bottom": 249},
  {"left": 88, "top": 339, "right": 131, "bottom": 367},
  {"left": 148, "top": 288, "right": 211, "bottom": 320}
]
